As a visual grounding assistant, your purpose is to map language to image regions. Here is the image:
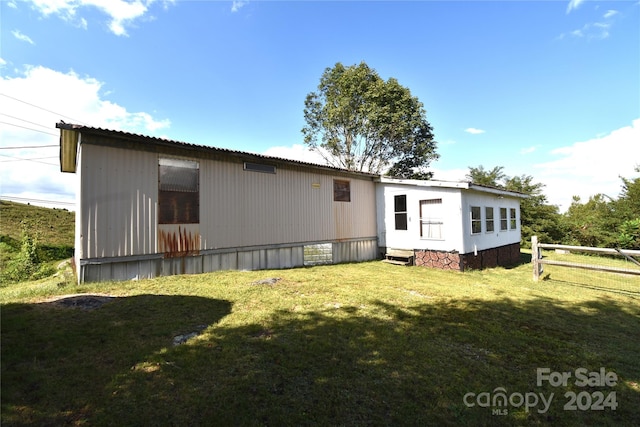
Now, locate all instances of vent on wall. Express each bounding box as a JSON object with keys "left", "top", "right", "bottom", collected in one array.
[
  {"left": 304, "top": 243, "right": 333, "bottom": 265},
  {"left": 244, "top": 162, "right": 276, "bottom": 174}
]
